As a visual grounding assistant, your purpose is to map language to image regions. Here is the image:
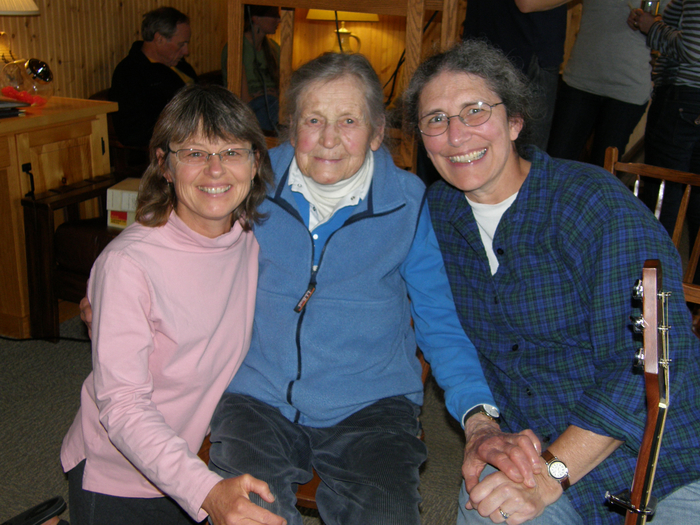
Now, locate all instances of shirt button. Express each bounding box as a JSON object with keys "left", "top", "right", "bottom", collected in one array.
[
  {"left": 494, "top": 296, "right": 499, "bottom": 304},
  {"left": 542, "top": 435, "right": 551, "bottom": 444},
  {"left": 313, "top": 234, "right": 319, "bottom": 240},
  {"left": 526, "top": 388, "right": 533, "bottom": 397},
  {"left": 511, "top": 344, "right": 519, "bottom": 352},
  {"left": 496, "top": 248, "right": 504, "bottom": 255}
]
